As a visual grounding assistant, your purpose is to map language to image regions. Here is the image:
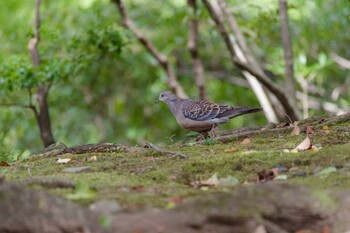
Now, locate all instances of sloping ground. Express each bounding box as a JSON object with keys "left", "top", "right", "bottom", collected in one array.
[{"left": 1, "top": 113, "right": 350, "bottom": 232}]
